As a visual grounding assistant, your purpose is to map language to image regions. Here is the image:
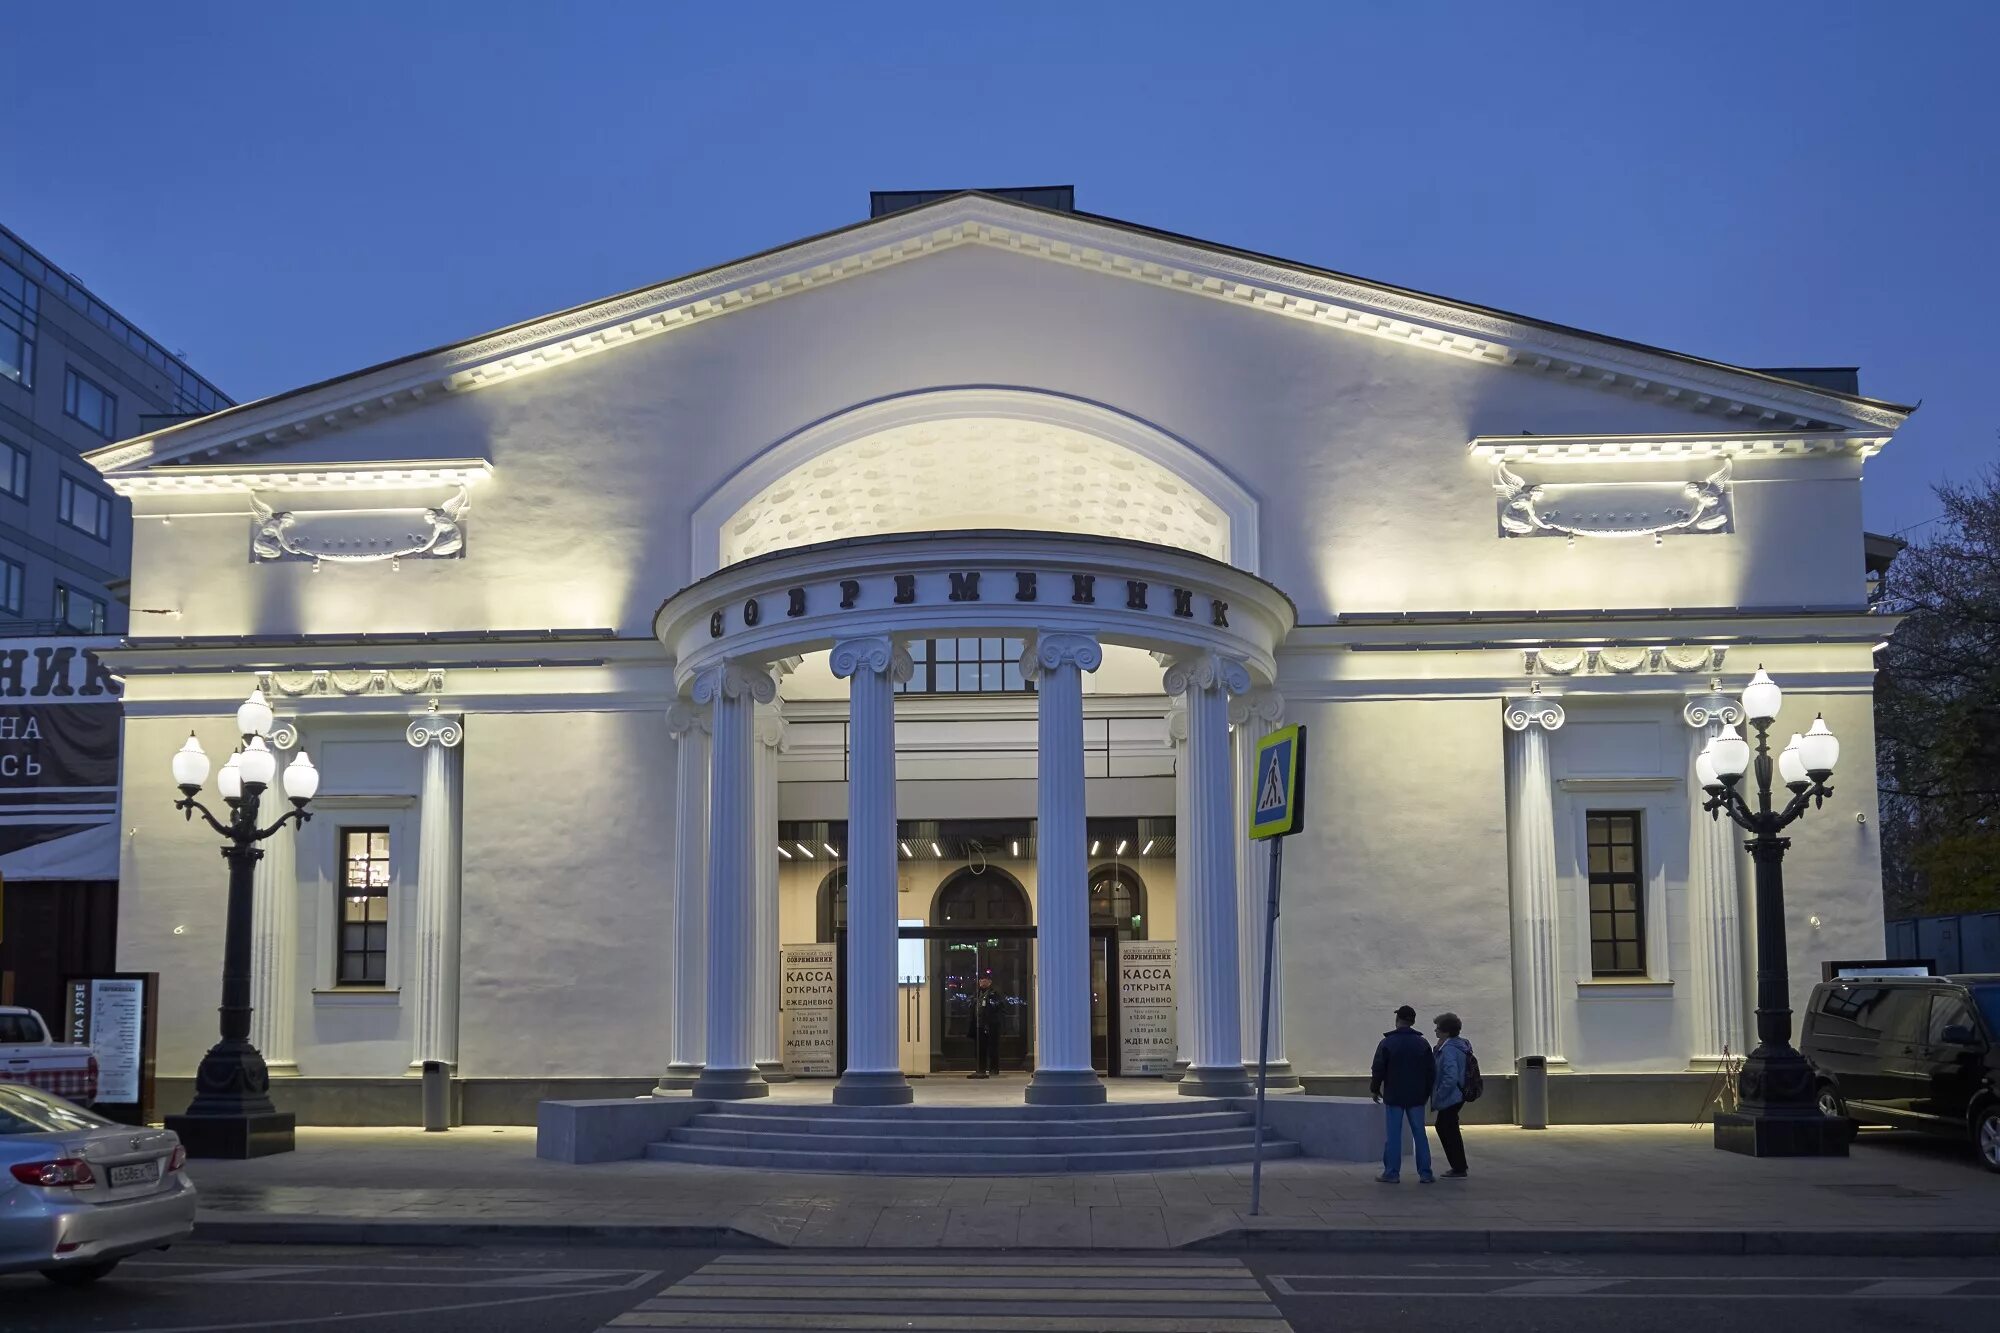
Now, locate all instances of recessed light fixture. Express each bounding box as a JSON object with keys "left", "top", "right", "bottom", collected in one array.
[
  {"left": 777, "top": 845, "right": 792, "bottom": 859},
  {"left": 824, "top": 843, "right": 839, "bottom": 858},
  {"left": 899, "top": 841, "right": 912, "bottom": 858},
  {"left": 931, "top": 841, "right": 943, "bottom": 858},
  {"left": 1011, "top": 840, "right": 1019, "bottom": 857},
  {"left": 1090, "top": 840, "right": 1100, "bottom": 855},
  {"left": 1140, "top": 839, "right": 1154, "bottom": 855},
  {"left": 1115, "top": 840, "right": 1128, "bottom": 856},
  {"left": 796, "top": 842, "right": 814, "bottom": 859}
]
